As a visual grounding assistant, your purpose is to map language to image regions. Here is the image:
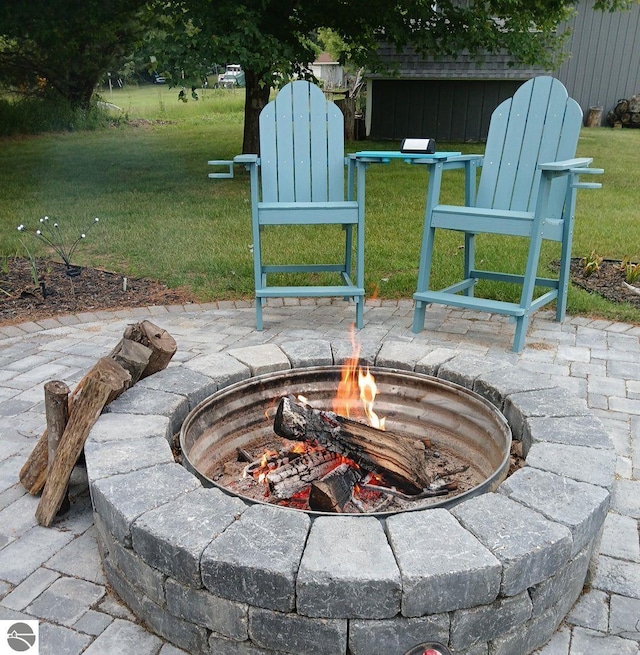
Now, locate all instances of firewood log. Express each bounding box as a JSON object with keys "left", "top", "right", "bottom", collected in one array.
[
  {"left": 273, "top": 395, "right": 430, "bottom": 494},
  {"left": 309, "top": 463, "right": 361, "bottom": 512},
  {"left": 35, "top": 358, "right": 131, "bottom": 526},
  {"left": 19, "top": 320, "right": 175, "bottom": 495}
]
